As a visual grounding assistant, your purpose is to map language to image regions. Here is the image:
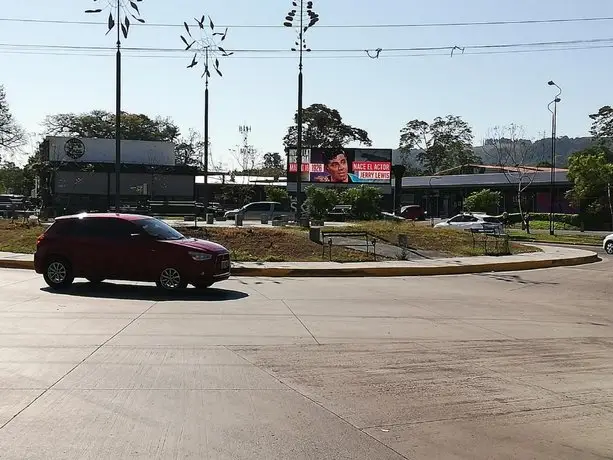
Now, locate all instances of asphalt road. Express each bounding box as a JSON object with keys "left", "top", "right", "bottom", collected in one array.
[{"left": 0, "top": 254, "right": 611, "bottom": 459}]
